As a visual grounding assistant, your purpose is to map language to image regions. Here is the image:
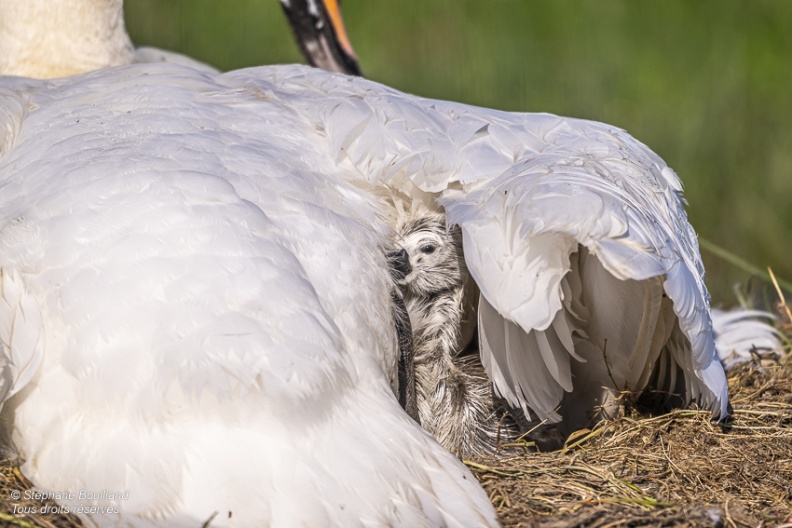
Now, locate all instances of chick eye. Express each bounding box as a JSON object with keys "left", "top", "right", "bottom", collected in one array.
[{"left": 420, "top": 244, "right": 436, "bottom": 254}]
